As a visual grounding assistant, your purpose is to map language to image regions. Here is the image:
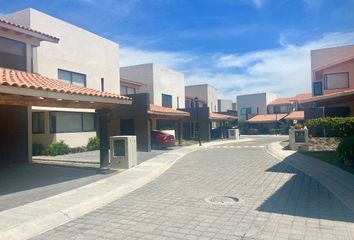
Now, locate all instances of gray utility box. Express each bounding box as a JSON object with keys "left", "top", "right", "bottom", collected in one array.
[
  {"left": 109, "top": 136, "right": 137, "bottom": 169},
  {"left": 228, "top": 128, "right": 240, "bottom": 140},
  {"left": 289, "top": 129, "right": 309, "bottom": 151}
]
